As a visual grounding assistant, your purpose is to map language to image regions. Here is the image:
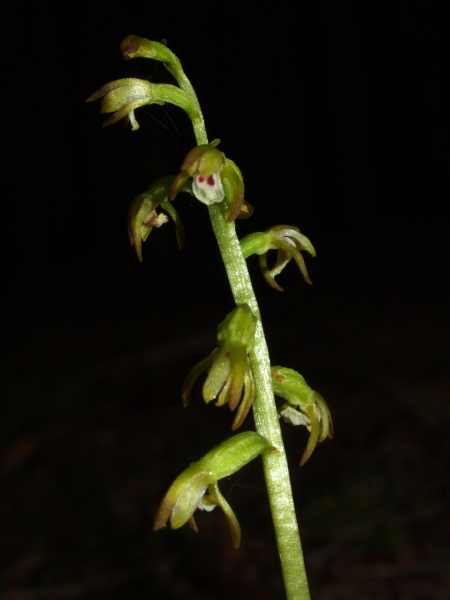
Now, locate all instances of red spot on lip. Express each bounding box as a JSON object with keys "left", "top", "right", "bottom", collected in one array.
[
  {"left": 198, "top": 176, "right": 205, "bottom": 183},
  {"left": 206, "top": 175, "right": 215, "bottom": 186}
]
